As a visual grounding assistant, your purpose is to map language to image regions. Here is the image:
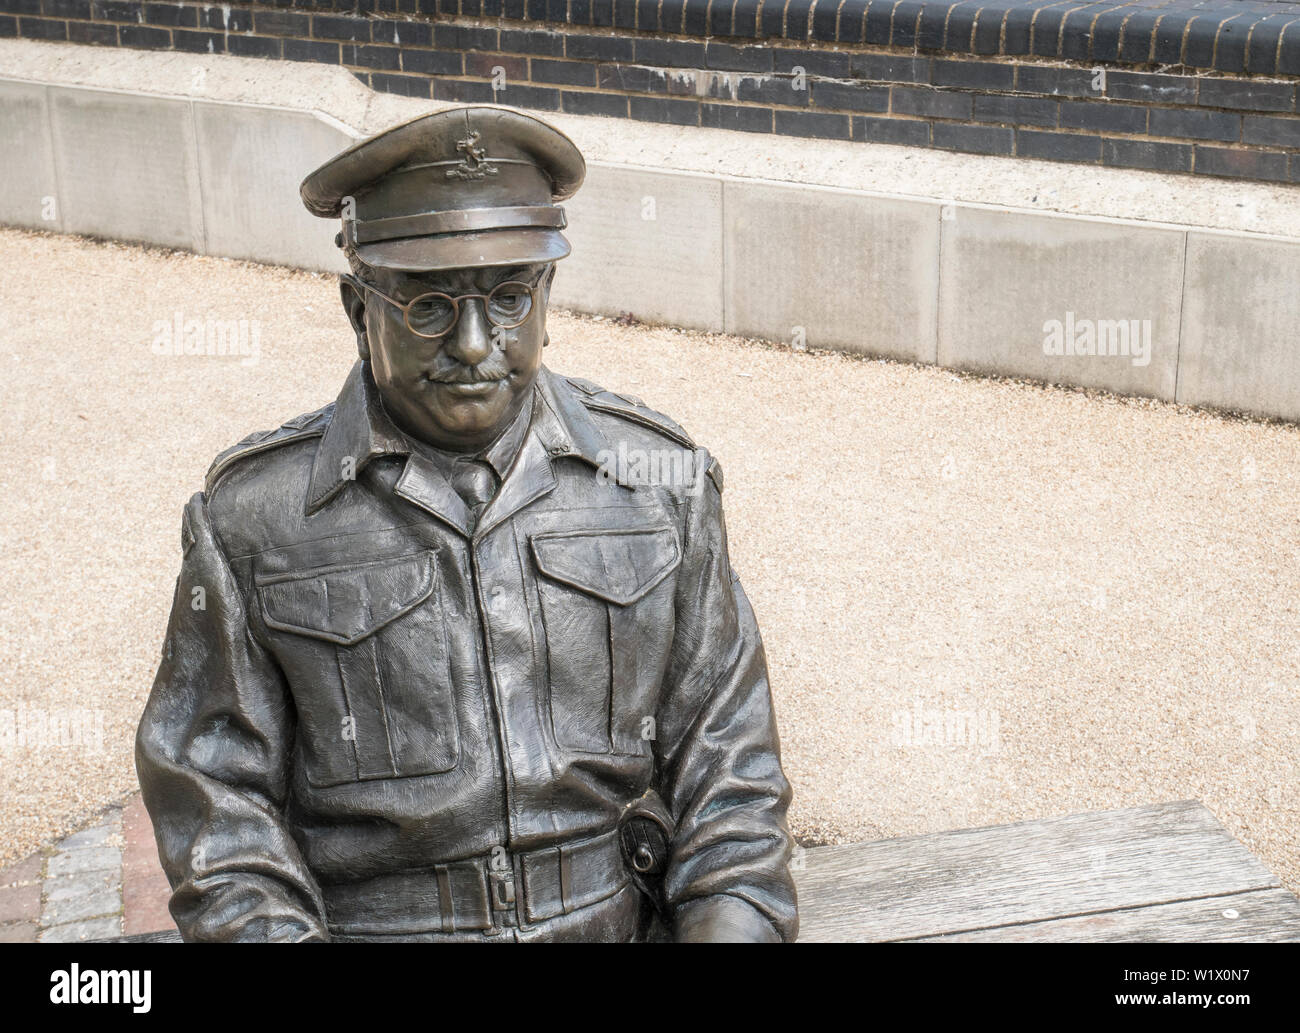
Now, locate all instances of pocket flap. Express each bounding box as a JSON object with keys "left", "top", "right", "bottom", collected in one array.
[
  {"left": 530, "top": 527, "right": 681, "bottom": 606},
  {"left": 257, "top": 552, "right": 435, "bottom": 646}
]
